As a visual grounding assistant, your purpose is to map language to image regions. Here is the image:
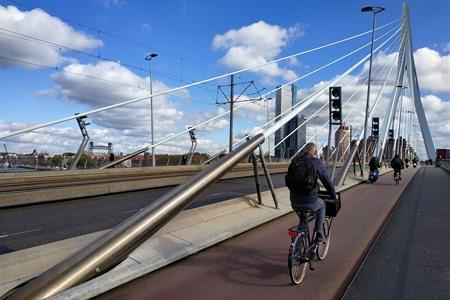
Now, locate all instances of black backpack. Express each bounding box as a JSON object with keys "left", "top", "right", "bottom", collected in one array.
[{"left": 285, "top": 154, "right": 317, "bottom": 193}]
